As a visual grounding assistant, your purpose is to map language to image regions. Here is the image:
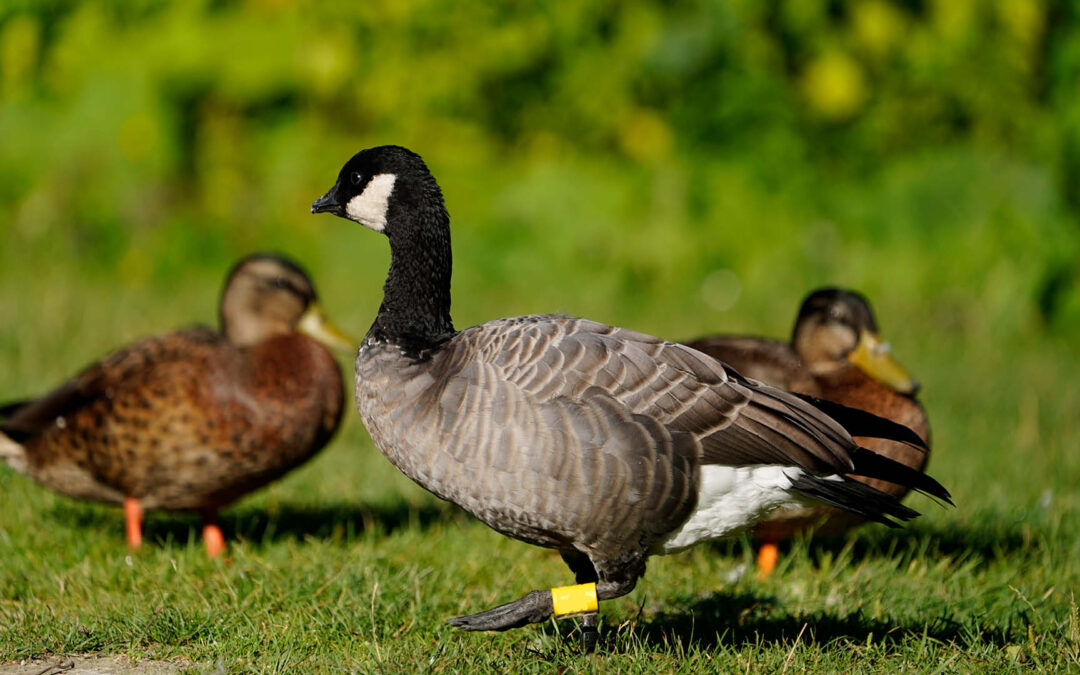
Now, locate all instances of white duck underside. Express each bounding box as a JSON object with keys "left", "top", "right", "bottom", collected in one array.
[{"left": 657, "top": 464, "right": 815, "bottom": 554}]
